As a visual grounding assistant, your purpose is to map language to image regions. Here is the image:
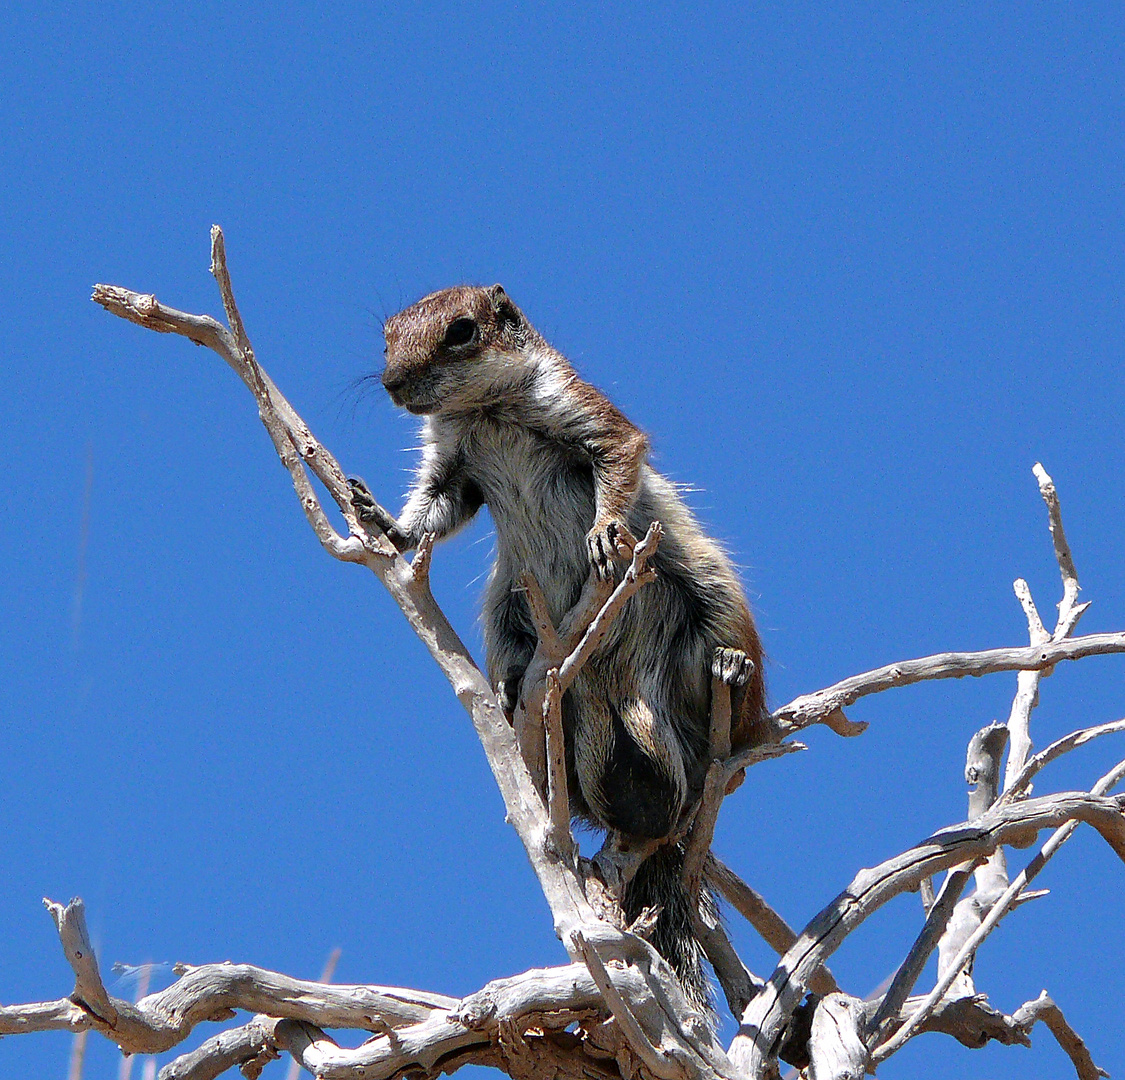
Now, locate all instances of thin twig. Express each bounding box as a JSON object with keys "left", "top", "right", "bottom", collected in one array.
[
  {"left": 557, "top": 522, "right": 663, "bottom": 690},
  {"left": 872, "top": 760, "right": 1125, "bottom": 1062},
  {"left": 543, "top": 669, "right": 575, "bottom": 862},
  {"left": 1006, "top": 465, "right": 1088, "bottom": 789},
  {"left": 707, "top": 857, "right": 838, "bottom": 998},
  {"left": 411, "top": 532, "right": 435, "bottom": 584},
  {"left": 709, "top": 676, "right": 733, "bottom": 764},
  {"left": 1014, "top": 578, "right": 1048, "bottom": 645},
  {"left": 864, "top": 865, "right": 977, "bottom": 1047},
  {"left": 682, "top": 763, "right": 726, "bottom": 904},
  {"left": 691, "top": 907, "right": 762, "bottom": 1019},
  {"left": 520, "top": 572, "right": 562, "bottom": 656},
  {"left": 773, "top": 632, "right": 1125, "bottom": 735},
  {"left": 1011, "top": 991, "right": 1109, "bottom": 1080},
  {"left": 1033, "top": 463, "right": 1081, "bottom": 630},
  {"left": 1000, "top": 718, "right": 1125, "bottom": 806}
]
